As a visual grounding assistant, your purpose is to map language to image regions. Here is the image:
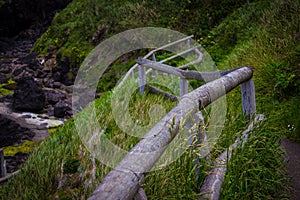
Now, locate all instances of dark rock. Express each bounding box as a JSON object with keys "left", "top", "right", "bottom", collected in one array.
[
  {"left": 12, "top": 65, "right": 27, "bottom": 77},
  {"left": 0, "top": 64, "right": 12, "bottom": 74},
  {"left": 36, "top": 69, "right": 47, "bottom": 78},
  {"left": 21, "top": 52, "right": 38, "bottom": 66},
  {"left": 5, "top": 152, "right": 30, "bottom": 173},
  {"left": 53, "top": 81, "right": 62, "bottom": 89},
  {"left": 0, "top": 94, "right": 13, "bottom": 103},
  {"left": 53, "top": 56, "right": 75, "bottom": 86},
  {"left": 53, "top": 72, "right": 62, "bottom": 82},
  {"left": 12, "top": 77, "right": 45, "bottom": 112},
  {"left": 54, "top": 101, "right": 66, "bottom": 118},
  {"left": 0, "top": 73, "right": 9, "bottom": 84},
  {"left": 43, "top": 88, "right": 67, "bottom": 105},
  {"left": 0, "top": 114, "right": 34, "bottom": 148}
]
